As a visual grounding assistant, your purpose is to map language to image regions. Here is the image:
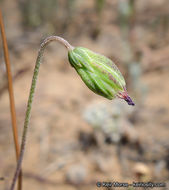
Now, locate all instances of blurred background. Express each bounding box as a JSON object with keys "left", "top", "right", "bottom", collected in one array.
[{"left": 0, "top": 0, "right": 169, "bottom": 189}]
